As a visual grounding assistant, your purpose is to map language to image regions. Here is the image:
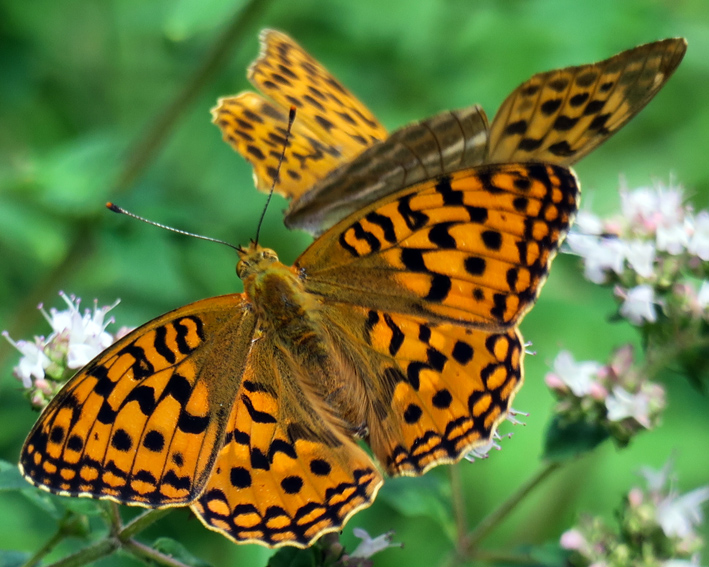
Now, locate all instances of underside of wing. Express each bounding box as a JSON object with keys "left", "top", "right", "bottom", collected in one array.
[
  {"left": 488, "top": 38, "right": 686, "bottom": 165},
  {"left": 191, "top": 333, "right": 382, "bottom": 548},
  {"left": 285, "top": 106, "right": 490, "bottom": 235},
  {"left": 212, "top": 29, "right": 387, "bottom": 201},
  {"left": 213, "top": 93, "right": 356, "bottom": 199},
  {"left": 20, "top": 295, "right": 255, "bottom": 507},
  {"left": 299, "top": 163, "right": 579, "bottom": 329}
]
